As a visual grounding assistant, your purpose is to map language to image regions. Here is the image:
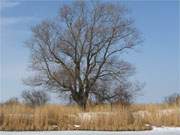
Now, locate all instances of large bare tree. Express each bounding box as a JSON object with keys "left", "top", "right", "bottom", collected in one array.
[{"left": 25, "top": 1, "right": 141, "bottom": 109}]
